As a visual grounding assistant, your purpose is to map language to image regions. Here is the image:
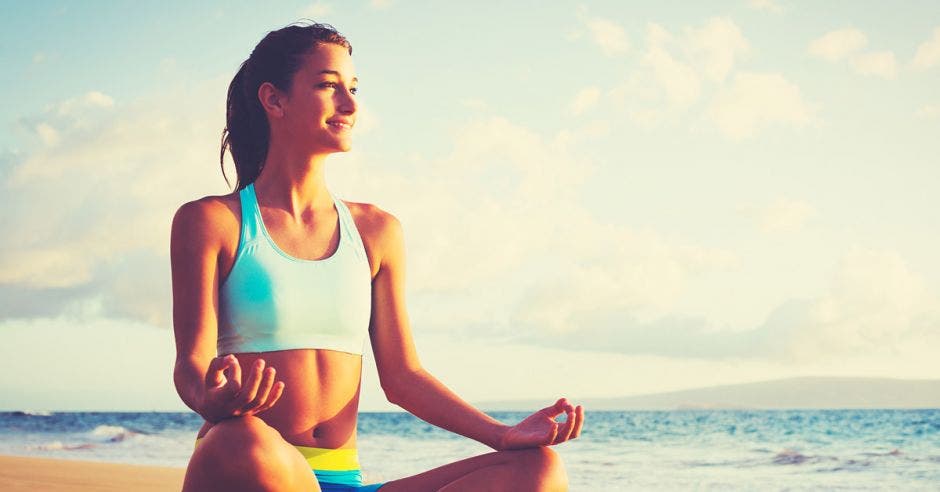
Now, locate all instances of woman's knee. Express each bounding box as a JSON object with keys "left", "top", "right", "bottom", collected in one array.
[
  {"left": 509, "top": 447, "right": 568, "bottom": 490},
  {"left": 184, "top": 416, "right": 316, "bottom": 491}
]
